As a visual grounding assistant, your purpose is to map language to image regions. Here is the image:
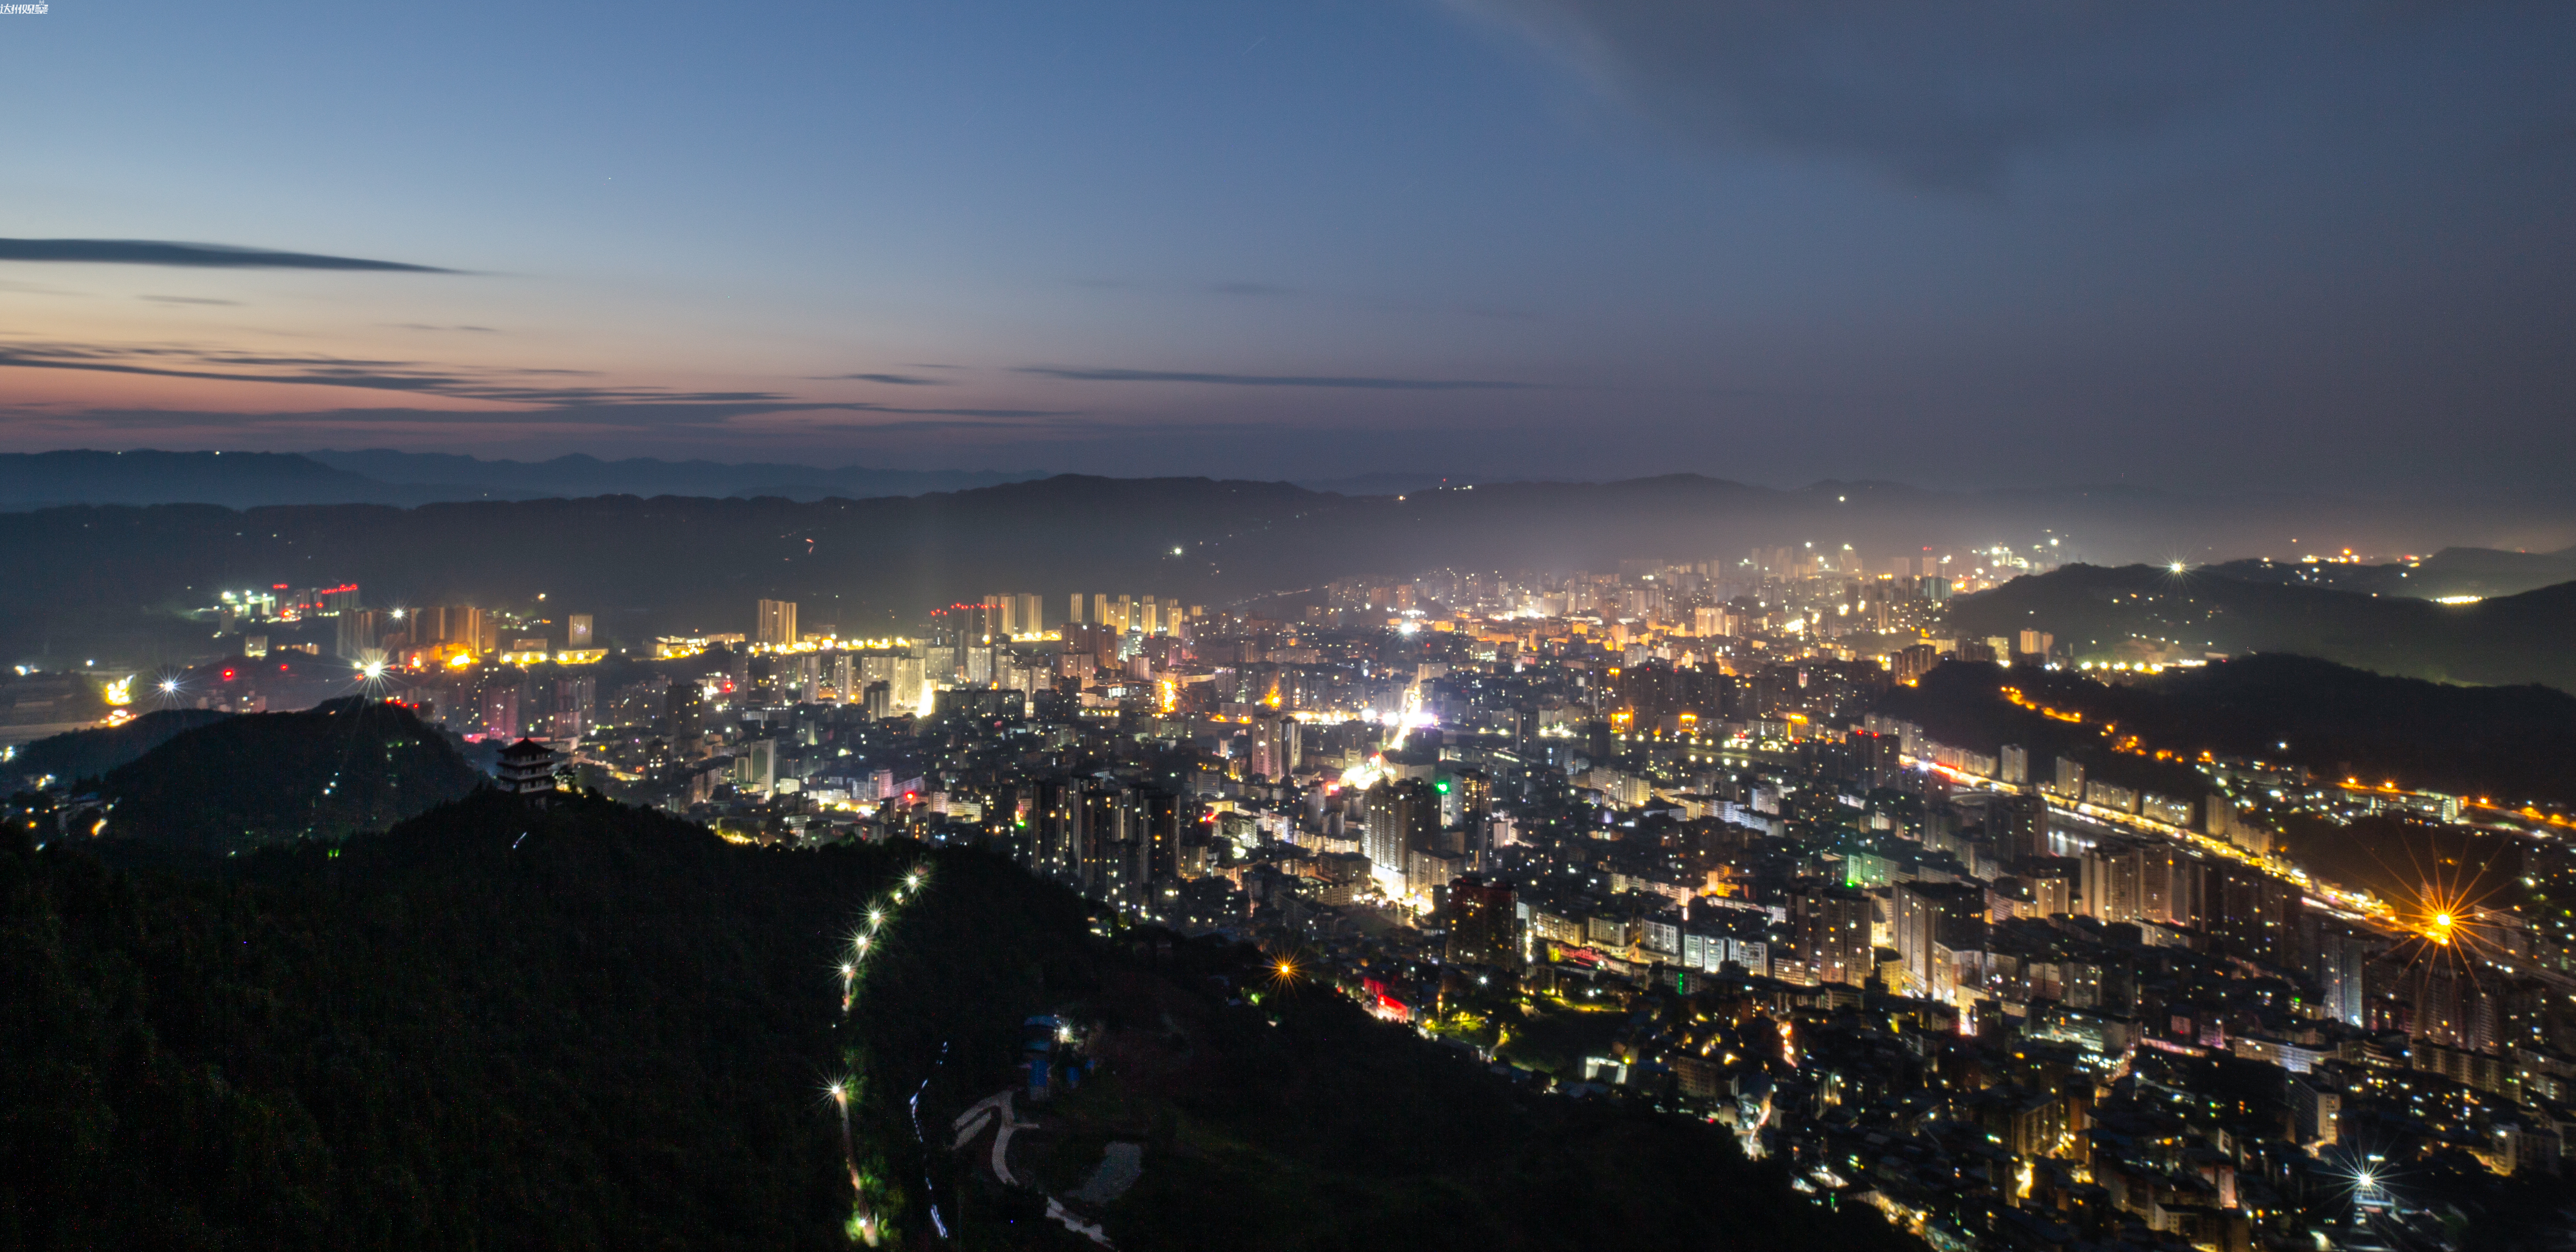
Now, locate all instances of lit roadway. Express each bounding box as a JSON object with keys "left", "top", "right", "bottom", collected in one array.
[{"left": 1906, "top": 757, "right": 2576, "bottom": 996}]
